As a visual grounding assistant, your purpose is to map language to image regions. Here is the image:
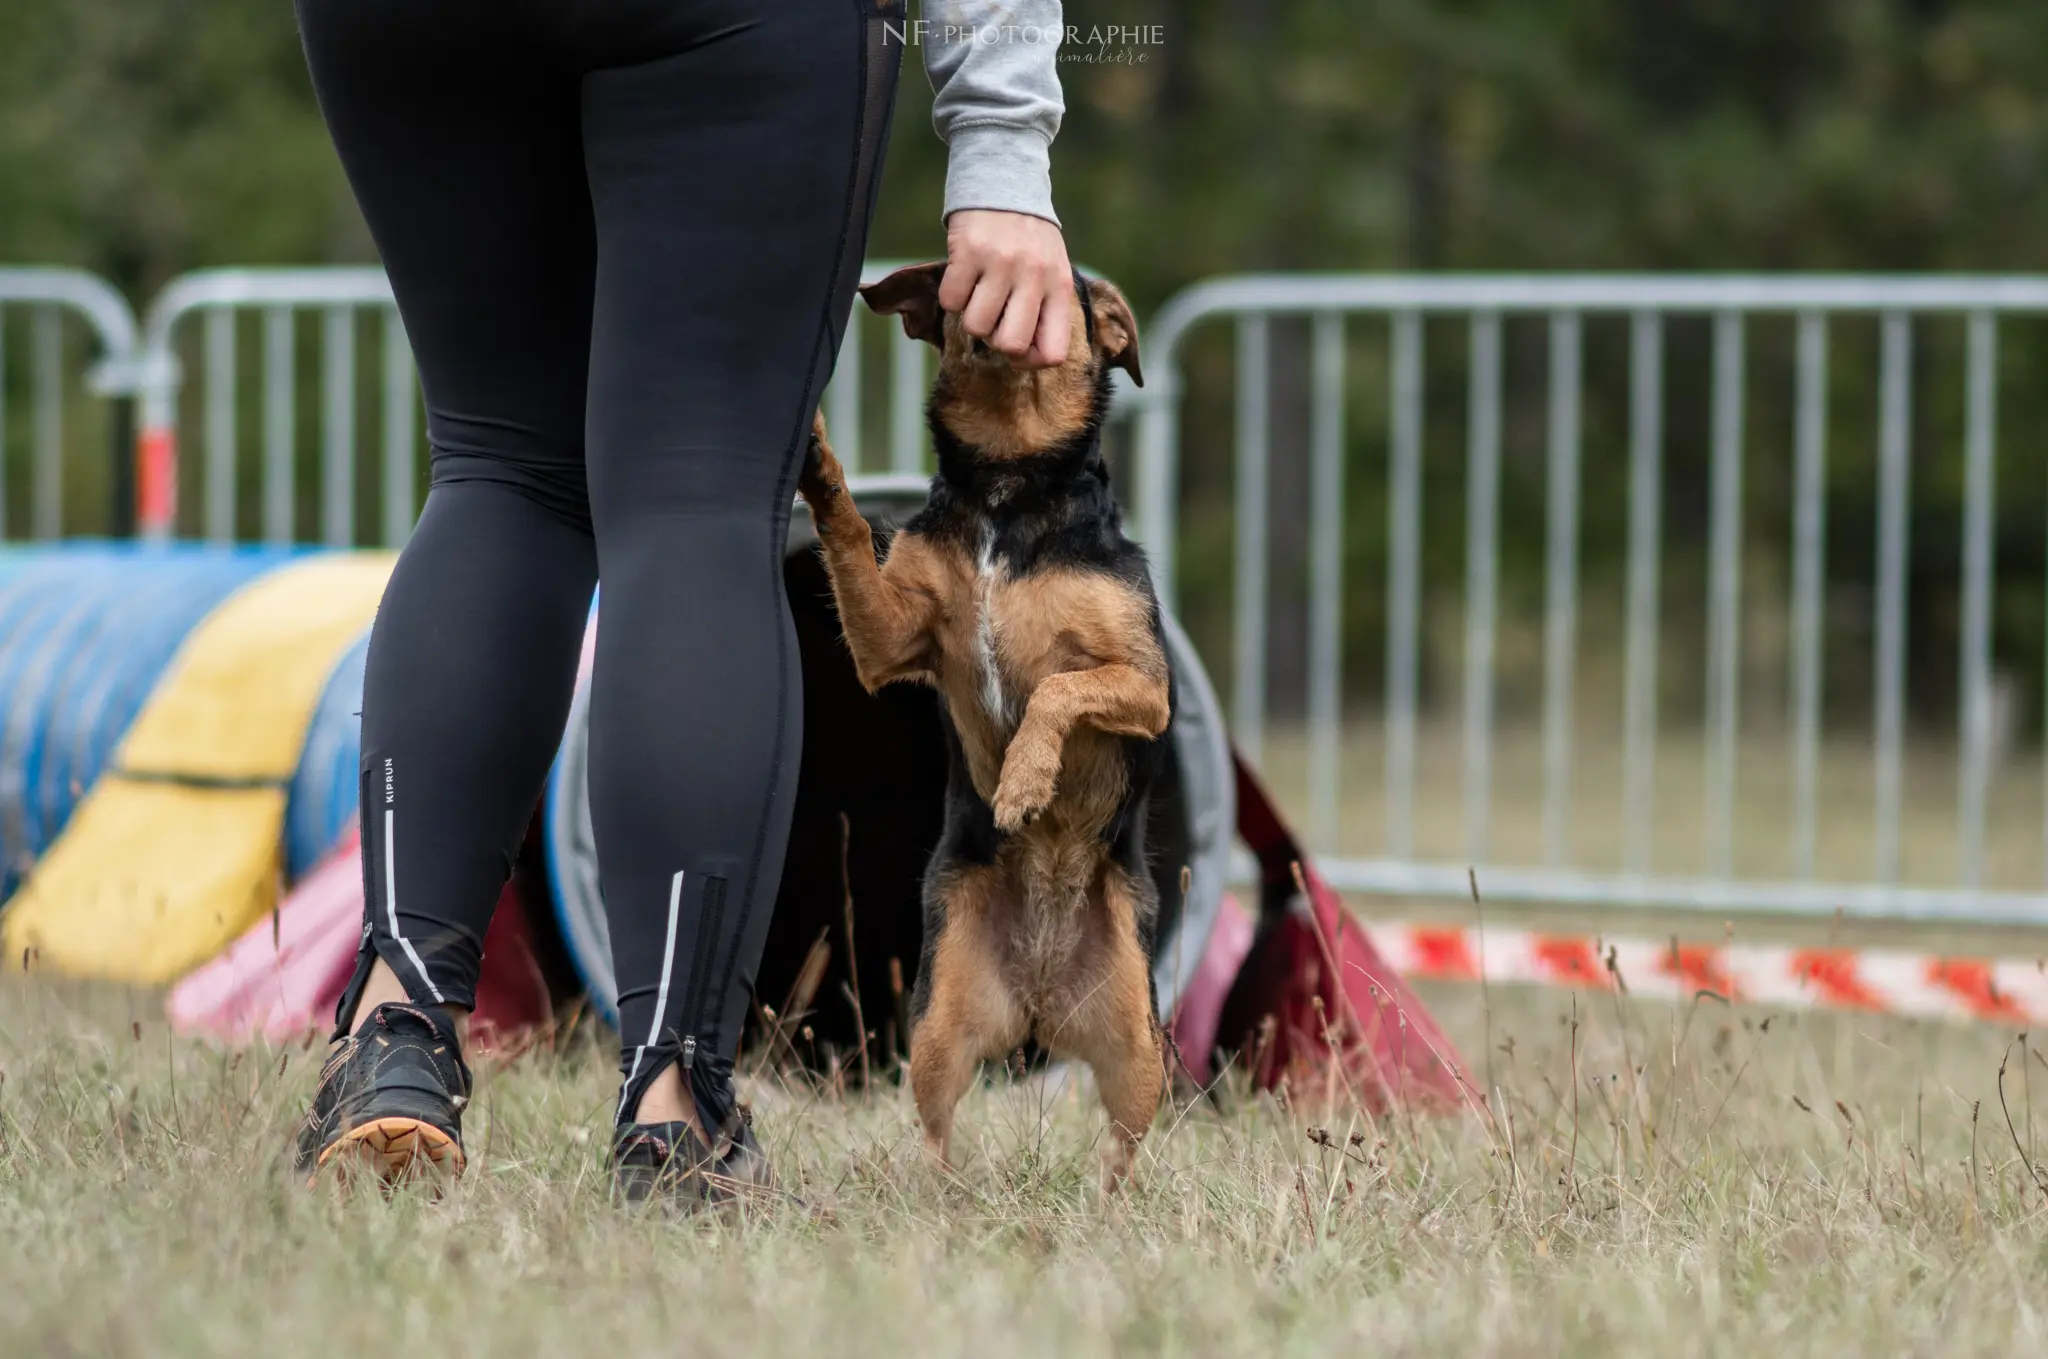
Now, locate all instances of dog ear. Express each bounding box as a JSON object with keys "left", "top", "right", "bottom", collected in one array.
[
  {"left": 859, "top": 261, "right": 948, "bottom": 346},
  {"left": 1087, "top": 278, "right": 1143, "bottom": 387}
]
